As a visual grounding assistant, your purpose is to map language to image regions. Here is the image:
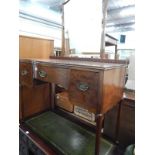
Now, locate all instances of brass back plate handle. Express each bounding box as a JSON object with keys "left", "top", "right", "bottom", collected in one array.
[
  {"left": 38, "top": 70, "right": 47, "bottom": 78},
  {"left": 77, "top": 82, "right": 89, "bottom": 92},
  {"left": 21, "top": 70, "right": 28, "bottom": 76}
]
